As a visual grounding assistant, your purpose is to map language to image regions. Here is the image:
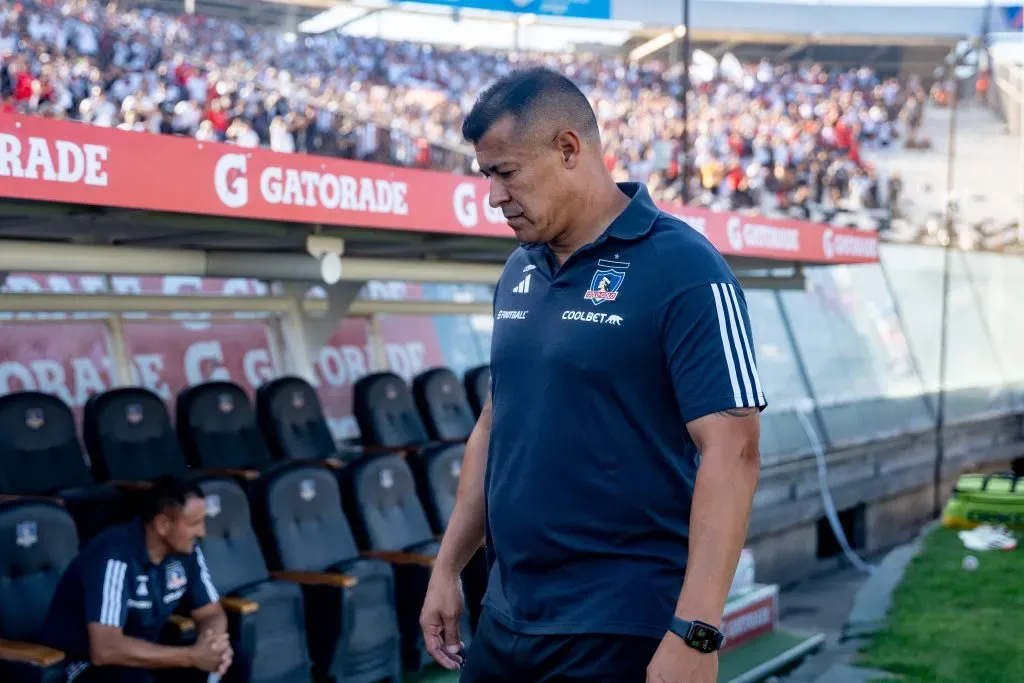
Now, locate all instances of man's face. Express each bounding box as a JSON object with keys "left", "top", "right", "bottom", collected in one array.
[
  {"left": 156, "top": 495, "right": 207, "bottom": 555},
  {"left": 474, "top": 116, "right": 572, "bottom": 245}
]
